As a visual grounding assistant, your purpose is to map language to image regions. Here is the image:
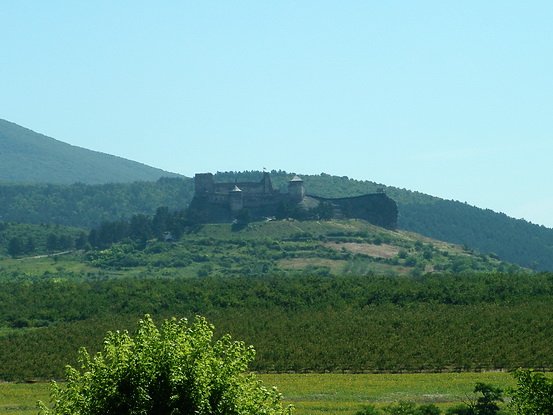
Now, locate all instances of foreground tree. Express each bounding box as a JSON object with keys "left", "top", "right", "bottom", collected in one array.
[
  {"left": 39, "top": 315, "right": 292, "bottom": 415},
  {"left": 510, "top": 369, "right": 553, "bottom": 414}
]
